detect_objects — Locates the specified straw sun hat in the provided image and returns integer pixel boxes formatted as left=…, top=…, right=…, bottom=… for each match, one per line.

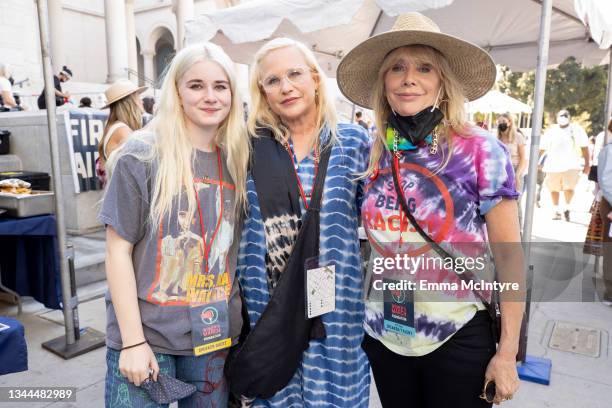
left=337, top=12, right=496, bottom=109
left=102, top=79, right=147, bottom=109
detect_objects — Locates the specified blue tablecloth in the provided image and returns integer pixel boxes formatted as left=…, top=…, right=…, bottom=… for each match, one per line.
left=0, top=215, right=61, bottom=309
left=0, top=317, right=28, bottom=375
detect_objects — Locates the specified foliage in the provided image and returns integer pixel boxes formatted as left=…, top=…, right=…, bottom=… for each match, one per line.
left=497, top=57, right=609, bottom=135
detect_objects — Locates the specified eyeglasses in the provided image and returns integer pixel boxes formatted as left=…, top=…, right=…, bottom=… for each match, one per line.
left=558, top=113, right=569, bottom=118
left=259, top=67, right=311, bottom=92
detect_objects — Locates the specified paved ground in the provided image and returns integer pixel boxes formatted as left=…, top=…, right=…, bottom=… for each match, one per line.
left=1, top=177, right=610, bottom=407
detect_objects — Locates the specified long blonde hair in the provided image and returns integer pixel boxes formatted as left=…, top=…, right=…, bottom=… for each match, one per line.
left=106, top=43, right=249, bottom=229
left=366, top=45, right=470, bottom=177
left=496, top=112, right=520, bottom=143
left=247, top=38, right=337, bottom=144
left=99, top=94, right=143, bottom=161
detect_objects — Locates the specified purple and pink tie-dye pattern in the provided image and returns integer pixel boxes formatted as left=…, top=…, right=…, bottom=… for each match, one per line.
left=362, top=126, right=518, bottom=356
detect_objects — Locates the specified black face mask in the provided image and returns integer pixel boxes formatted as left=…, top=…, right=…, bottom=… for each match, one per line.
left=497, top=123, right=508, bottom=132
left=387, top=106, right=444, bottom=146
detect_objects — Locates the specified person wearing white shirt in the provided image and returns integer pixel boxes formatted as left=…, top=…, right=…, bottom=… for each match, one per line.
left=0, top=63, right=18, bottom=109
left=539, top=109, right=590, bottom=221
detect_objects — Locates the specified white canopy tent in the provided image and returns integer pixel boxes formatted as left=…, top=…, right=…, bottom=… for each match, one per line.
left=467, top=90, right=533, bottom=129
left=186, top=0, right=454, bottom=77
left=467, top=90, right=532, bottom=114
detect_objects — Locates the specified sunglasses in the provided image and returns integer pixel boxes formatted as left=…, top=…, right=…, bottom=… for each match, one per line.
left=479, top=379, right=496, bottom=403
left=558, top=113, right=569, bottom=118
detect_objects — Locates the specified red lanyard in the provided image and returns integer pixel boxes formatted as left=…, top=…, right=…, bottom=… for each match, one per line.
left=193, top=147, right=224, bottom=274
left=283, top=140, right=320, bottom=210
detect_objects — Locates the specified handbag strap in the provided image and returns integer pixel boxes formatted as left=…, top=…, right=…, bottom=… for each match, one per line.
left=390, top=154, right=493, bottom=311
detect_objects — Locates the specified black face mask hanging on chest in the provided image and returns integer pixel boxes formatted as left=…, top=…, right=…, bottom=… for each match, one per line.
left=387, top=106, right=444, bottom=146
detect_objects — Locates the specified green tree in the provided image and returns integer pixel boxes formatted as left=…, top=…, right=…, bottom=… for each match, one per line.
left=498, top=57, right=608, bottom=135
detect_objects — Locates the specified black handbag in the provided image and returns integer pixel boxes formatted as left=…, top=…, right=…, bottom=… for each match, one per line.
left=224, top=136, right=332, bottom=399
left=390, top=156, right=502, bottom=343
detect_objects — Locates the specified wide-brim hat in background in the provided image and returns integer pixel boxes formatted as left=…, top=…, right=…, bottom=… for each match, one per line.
left=337, top=12, right=496, bottom=109
left=102, top=79, right=147, bottom=109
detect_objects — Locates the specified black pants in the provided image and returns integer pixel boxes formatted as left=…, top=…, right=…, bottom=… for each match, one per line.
left=363, top=311, right=496, bottom=408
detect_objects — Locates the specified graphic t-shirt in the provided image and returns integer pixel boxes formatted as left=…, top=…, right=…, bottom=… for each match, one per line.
left=98, top=136, right=242, bottom=355
left=361, top=126, right=518, bottom=356
left=540, top=123, right=588, bottom=172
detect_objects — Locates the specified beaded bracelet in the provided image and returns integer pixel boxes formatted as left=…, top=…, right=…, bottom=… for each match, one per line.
left=121, top=340, right=147, bottom=351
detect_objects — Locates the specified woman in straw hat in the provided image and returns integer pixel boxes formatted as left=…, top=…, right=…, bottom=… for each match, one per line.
left=99, top=43, right=249, bottom=407
left=95, top=79, right=146, bottom=186
left=337, top=12, right=524, bottom=407
left=230, top=37, right=370, bottom=407
left=99, top=80, right=147, bottom=162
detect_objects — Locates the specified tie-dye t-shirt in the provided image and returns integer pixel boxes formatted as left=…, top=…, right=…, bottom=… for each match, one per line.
left=361, top=126, right=518, bottom=357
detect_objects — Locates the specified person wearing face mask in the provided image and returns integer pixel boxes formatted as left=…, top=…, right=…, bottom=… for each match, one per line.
left=539, top=109, right=590, bottom=221
left=338, top=12, right=524, bottom=407
left=497, top=113, right=527, bottom=193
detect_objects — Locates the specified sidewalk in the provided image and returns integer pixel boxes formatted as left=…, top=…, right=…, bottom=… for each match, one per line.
left=1, top=181, right=610, bottom=407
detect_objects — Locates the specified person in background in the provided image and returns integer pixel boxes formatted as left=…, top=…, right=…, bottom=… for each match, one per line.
left=0, top=63, right=19, bottom=109
left=95, top=80, right=146, bottom=186
left=597, top=119, right=612, bottom=306
left=356, top=110, right=369, bottom=129
left=497, top=113, right=527, bottom=193
left=37, top=65, right=72, bottom=109
left=79, top=97, right=92, bottom=109
left=142, top=96, right=155, bottom=115
left=540, top=109, right=590, bottom=221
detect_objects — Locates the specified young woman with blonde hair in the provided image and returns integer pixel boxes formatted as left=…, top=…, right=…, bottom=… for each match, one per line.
left=228, top=37, right=370, bottom=407
left=99, top=42, right=249, bottom=407
left=338, top=12, right=525, bottom=408
left=96, top=80, right=146, bottom=185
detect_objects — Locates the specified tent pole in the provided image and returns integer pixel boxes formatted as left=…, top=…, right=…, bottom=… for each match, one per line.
left=36, top=0, right=75, bottom=344
left=604, top=47, right=612, bottom=145
left=523, top=0, right=552, bottom=253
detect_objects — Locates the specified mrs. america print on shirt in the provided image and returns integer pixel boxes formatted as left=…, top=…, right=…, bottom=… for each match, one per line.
left=148, top=177, right=235, bottom=306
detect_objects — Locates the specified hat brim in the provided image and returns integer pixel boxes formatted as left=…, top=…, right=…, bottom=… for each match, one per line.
left=102, top=86, right=148, bottom=109
left=337, top=30, right=496, bottom=109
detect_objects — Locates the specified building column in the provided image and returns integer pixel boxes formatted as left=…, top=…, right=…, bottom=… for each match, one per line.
left=104, top=0, right=129, bottom=83
left=142, top=50, right=155, bottom=85
left=48, top=0, right=64, bottom=74
left=125, top=0, right=138, bottom=83
left=173, top=0, right=195, bottom=50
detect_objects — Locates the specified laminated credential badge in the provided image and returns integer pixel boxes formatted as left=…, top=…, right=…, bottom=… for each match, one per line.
left=383, top=278, right=415, bottom=337
left=190, top=300, right=232, bottom=356
left=305, top=258, right=336, bottom=319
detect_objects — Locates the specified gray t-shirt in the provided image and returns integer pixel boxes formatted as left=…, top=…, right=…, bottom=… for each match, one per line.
left=98, top=137, right=243, bottom=355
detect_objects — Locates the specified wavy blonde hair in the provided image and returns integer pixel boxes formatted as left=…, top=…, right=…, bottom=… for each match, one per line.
left=99, top=94, right=143, bottom=161
left=106, top=43, right=249, bottom=229
left=366, top=45, right=470, bottom=177
left=247, top=37, right=337, bottom=144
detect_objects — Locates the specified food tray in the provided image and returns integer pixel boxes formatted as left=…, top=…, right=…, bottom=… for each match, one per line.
left=0, top=190, right=55, bottom=217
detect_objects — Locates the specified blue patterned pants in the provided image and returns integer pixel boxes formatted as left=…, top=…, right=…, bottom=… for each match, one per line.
left=105, top=347, right=228, bottom=408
